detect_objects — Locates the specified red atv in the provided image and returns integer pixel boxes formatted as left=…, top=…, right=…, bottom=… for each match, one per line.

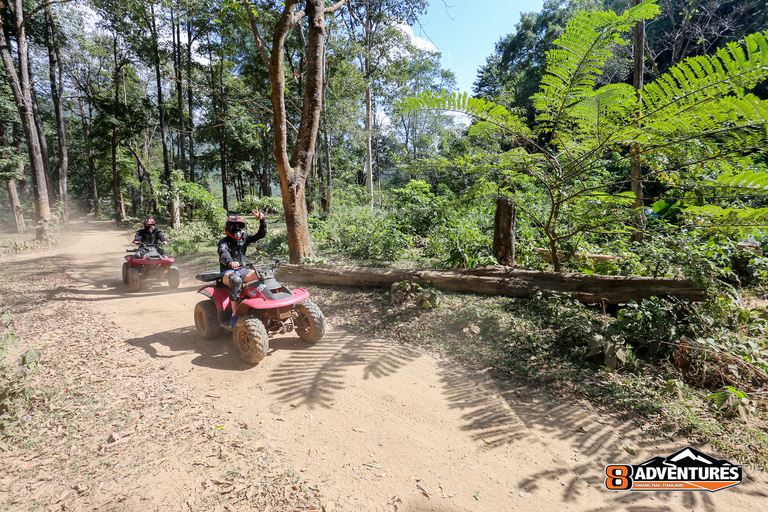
left=123, top=243, right=180, bottom=292
left=193, top=261, right=325, bottom=363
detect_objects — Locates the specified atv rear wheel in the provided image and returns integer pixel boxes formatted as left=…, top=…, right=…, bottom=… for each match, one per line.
left=128, top=267, right=141, bottom=292
left=122, top=262, right=129, bottom=284
left=294, top=300, right=325, bottom=343
left=233, top=318, right=269, bottom=363
left=194, top=300, right=224, bottom=340
left=168, top=266, right=180, bottom=289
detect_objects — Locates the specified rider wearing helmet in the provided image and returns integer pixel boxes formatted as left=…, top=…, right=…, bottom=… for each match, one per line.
left=133, top=218, right=169, bottom=258
left=218, top=209, right=267, bottom=326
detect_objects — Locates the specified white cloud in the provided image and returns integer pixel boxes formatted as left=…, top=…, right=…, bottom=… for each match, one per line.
left=397, top=23, right=439, bottom=53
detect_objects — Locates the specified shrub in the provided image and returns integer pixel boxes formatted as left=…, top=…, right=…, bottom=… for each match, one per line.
left=424, top=210, right=494, bottom=268
left=316, top=205, right=412, bottom=261
left=1, top=310, right=40, bottom=432
left=233, top=195, right=283, bottom=215
left=393, top=180, right=448, bottom=237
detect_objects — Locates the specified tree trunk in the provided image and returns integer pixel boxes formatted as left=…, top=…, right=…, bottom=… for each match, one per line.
left=45, top=6, right=68, bottom=222
left=172, top=5, right=186, bottom=178
left=275, top=264, right=706, bottom=305
left=186, top=18, right=196, bottom=183
left=244, top=0, right=345, bottom=262
left=492, top=195, right=516, bottom=266
left=149, top=3, right=177, bottom=229
left=150, top=4, right=170, bottom=184
left=212, top=37, right=229, bottom=213
left=79, top=96, right=99, bottom=216
left=30, top=86, right=56, bottom=208
left=631, top=0, right=646, bottom=243
left=1, top=122, right=24, bottom=233
left=12, top=123, right=29, bottom=200
left=321, top=73, right=332, bottom=213
left=126, top=142, right=158, bottom=212
left=111, top=36, right=123, bottom=223
left=6, top=179, right=25, bottom=234
left=0, top=1, right=51, bottom=238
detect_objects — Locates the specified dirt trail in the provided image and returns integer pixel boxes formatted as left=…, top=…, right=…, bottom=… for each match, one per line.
left=20, top=223, right=768, bottom=511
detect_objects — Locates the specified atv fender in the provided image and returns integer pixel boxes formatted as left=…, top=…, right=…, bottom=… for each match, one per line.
left=239, top=287, right=310, bottom=310
left=198, top=286, right=230, bottom=312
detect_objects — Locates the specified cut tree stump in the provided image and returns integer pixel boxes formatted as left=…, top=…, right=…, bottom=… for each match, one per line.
left=275, top=264, right=706, bottom=305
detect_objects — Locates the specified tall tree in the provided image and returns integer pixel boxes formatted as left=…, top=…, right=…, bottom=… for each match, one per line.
left=44, top=5, right=69, bottom=221
left=242, top=0, right=346, bottom=263
left=1, top=83, right=24, bottom=233
left=0, top=0, right=52, bottom=238
left=343, top=0, right=425, bottom=200
left=630, top=0, right=646, bottom=241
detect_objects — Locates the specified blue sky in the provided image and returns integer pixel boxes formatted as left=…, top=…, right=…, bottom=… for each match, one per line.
left=409, top=0, right=544, bottom=94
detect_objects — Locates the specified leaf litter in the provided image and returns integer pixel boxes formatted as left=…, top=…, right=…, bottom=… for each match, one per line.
left=0, top=247, right=322, bottom=511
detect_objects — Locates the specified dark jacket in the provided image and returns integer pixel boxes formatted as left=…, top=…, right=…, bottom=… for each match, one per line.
left=133, top=228, right=167, bottom=245
left=217, top=218, right=267, bottom=272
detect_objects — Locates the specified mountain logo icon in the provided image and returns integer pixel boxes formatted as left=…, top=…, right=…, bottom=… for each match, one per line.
left=605, top=446, right=742, bottom=492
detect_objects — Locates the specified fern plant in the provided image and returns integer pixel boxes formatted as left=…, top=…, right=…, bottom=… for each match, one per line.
left=398, top=0, right=768, bottom=271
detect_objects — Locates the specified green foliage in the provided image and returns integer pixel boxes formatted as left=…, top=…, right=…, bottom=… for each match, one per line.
left=1, top=310, right=38, bottom=431
left=232, top=195, right=283, bottom=215
left=706, top=386, right=751, bottom=420
left=424, top=210, right=496, bottom=268
left=399, top=1, right=768, bottom=272
left=392, top=180, right=448, bottom=236
left=172, top=176, right=227, bottom=236
left=260, top=231, right=289, bottom=257
left=315, top=204, right=412, bottom=261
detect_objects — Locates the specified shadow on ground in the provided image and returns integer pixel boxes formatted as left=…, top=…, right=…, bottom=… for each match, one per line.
left=436, top=363, right=768, bottom=510
left=268, top=330, right=421, bottom=410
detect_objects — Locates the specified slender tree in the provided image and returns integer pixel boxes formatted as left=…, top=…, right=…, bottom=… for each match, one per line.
left=242, top=0, right=346, bottom=262
left=0, top=0, right=52, bottom=238
left=44, top=5, right=69, bottom=221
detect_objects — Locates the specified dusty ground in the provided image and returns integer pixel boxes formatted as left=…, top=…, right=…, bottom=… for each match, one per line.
left=1, top=221, right=767, bottom=511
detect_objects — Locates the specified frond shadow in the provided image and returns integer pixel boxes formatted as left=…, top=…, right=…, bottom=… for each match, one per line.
left=269, top=330, right=421, bottom=409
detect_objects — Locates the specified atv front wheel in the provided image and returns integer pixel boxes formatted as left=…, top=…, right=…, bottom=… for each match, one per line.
left=294, top=300, right=325, bottom=343
left=122, top=262, right=129, bottom=284
left=233, top=318, right=269, bottom=363
left=128, top=267, right=141, bottom=292
left=168, top=266, right=180, bottom=289
left=194, top=300, right=224, bottom=340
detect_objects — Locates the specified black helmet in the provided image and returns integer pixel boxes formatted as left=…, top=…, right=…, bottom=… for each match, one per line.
left=225, top=216, right=246, bottom=240
left=143, top=217, right=156, bottom=232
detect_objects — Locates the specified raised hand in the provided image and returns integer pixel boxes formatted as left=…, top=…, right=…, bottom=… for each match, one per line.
left=251, top=207, right=264, bottom=220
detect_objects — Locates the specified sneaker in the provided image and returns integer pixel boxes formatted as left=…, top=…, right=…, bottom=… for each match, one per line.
left=228, top=315, right=238, bottom=327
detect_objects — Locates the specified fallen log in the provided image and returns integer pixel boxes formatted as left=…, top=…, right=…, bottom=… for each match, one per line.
left=275, top=264, right=706, bottom=305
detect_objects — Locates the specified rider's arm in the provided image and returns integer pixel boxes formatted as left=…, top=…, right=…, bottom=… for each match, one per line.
left=155, top=230, right=168, bottom=244
left=218, top=240, right=235, bottom=267
left=245, top=217, right=267, bottom=244
left=133, top=230, right=143, bottom=243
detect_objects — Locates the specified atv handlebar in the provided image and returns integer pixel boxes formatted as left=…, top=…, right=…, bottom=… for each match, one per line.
left=127, top=243, right=159, bottom=252
left=246, top=258, right=285, bottom=274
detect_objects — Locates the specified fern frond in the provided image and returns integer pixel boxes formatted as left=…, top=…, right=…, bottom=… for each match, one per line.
left=683, top=204, right=768, bottom=226
left=533, top=0, right=659, bottom=135
left=397, top=91, right=530, bottom=136
left=717, top=171, right=768, bottom=191
left=642, top=94, right=768, bottom=151
left=567, top=83, right=638, bottom=139
left=642, top=31, right=768, bottom=119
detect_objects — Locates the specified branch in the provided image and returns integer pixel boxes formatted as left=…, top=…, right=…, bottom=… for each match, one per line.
left=324, top=0, right=347, bottom=15
left=17, top=0, right=74, bottom=32
left=241, top=1, right=270, bottom=67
